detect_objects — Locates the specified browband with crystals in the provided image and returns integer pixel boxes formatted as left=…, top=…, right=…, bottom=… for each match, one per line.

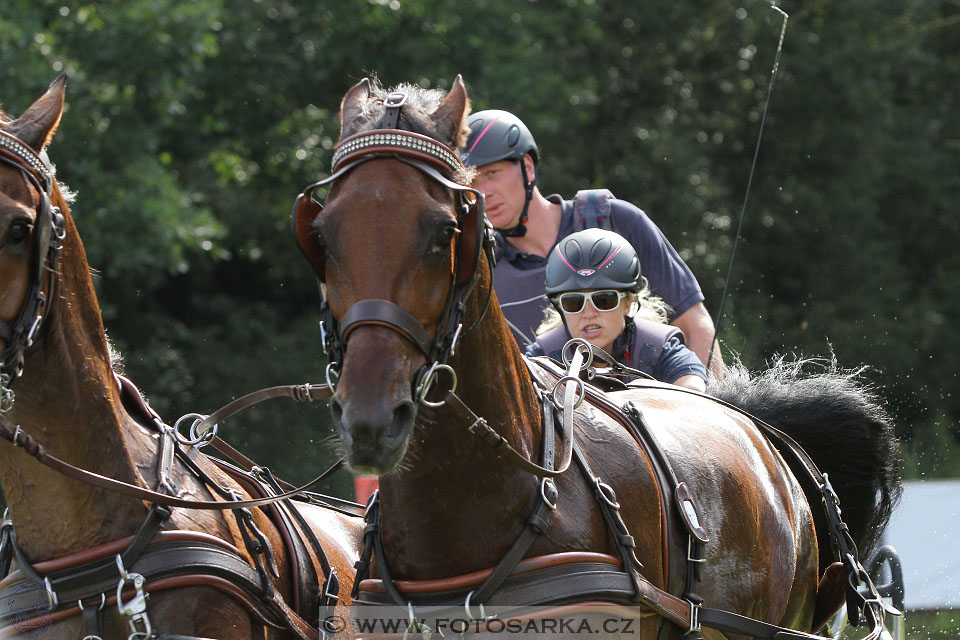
left=0, top=130, right=53, bottom=192
left=331, top=129, right=464, bottom=176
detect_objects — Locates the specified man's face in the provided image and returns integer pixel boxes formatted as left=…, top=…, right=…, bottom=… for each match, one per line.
left=473, top=157, right=531, bottom=230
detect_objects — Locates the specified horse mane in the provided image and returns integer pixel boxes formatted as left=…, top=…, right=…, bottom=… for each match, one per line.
left=708, top=355, right=903, bottom=571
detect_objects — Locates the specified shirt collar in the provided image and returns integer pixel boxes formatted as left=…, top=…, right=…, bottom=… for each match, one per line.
left=498, top=193, right=574, bottom=262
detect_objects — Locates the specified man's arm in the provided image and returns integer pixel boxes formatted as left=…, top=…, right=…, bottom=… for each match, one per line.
left=671, top=302, right=724, bottom=379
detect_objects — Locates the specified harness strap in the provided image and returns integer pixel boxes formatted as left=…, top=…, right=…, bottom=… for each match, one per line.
left=257, top=467, right=340, bottom=628
left=340, top=299, right=432, bottom=357
left=80, top=598, right=103, bottom=639
left=442, top=391, right=572, bottom=477
left=0, top=411, right=342, bottom=511
left=0, top=537, right=282, bottom=629
left=184, top=381, right=332, bottom=453
left=468, top=401, right=558, bottom=605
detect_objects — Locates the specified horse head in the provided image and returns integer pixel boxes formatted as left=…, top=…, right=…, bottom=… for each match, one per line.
left=0, top=75, right=67, bottom=399
left=293, top=77, right=482, bottom=474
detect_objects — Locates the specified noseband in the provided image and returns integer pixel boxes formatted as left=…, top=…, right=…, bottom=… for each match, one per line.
left=292, top=93, right=495, bottom=403
left=0, top=130, right=65, bottom=411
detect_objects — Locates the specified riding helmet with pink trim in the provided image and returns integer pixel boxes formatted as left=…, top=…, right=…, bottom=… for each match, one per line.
left=461, top=110, right=538, bottom=167
left=545, top=228, right=642, bottom=295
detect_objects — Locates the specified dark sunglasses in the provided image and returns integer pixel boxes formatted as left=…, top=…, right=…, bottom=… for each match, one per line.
left=556, top=290, right=627, bottom=314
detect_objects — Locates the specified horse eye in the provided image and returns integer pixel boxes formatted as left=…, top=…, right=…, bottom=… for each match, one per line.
left=6, top=220, right=31, bottom=244
left=436, top=225, right=459, bottom=248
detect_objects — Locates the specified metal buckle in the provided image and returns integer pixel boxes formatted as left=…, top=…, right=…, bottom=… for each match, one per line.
left=448, top=322, right=463, bottom=357
left=25, top=314, right=43, bottom=348
left=467, top=416, right=486, bottom=434
left=687, top=600, right=702, bottom=634
left=464, top=590, right=496, bottom=623
left=43, top=576, right=58, bottom=610
left=385, top=92, right=408, bottom=108
left=594, top=478, right=620, bottom=509
left=318, top=319, right=329, bottom=355
left=540, top=477, right=559, bottom=510
left=403, top=601, right=433, bottom=640
left=687, top=536, right=707, bottom=564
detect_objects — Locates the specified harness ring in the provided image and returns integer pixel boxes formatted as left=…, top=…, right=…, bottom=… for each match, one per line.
left=173, top=413, right=216, bottom=447
left=325, top=362, right=340, bottom=392
left=561, top=338, right=594, bottom=371
left=551, top=375, right=586, bottom=411
left=416, top=362, right=457, bottom=408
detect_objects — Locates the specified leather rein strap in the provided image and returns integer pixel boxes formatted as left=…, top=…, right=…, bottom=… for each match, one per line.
left=0, top=385, right=345, bottom=511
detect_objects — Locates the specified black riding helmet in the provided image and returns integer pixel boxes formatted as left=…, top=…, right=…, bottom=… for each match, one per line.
left=461, top=110, right=538, bottom=237
left=545, top=229, right=642, bottom=296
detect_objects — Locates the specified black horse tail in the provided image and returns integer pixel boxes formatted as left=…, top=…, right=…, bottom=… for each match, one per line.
left=707, top=356, right=903, bottom=573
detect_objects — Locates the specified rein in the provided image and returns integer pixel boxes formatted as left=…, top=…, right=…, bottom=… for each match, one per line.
left=0, top=382, right=351, bottom=512
left=0, top=129, right=65, bottom=412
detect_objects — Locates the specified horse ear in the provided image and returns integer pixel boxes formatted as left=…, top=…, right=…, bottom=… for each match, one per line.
left=6, top=74, right=67, bottom=153
left=430, top=75, right=470, bottom=148
left=338, top=77, right=372, bottom=141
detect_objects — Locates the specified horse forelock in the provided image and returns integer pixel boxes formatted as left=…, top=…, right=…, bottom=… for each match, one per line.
left=349, top=79, right=446, bottom=137
left=341, top=79, right=475, bottom=183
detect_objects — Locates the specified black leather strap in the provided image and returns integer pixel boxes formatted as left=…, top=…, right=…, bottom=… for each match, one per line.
left=381, top=92, right=407, bottom=129
left=340, top=299, right=432, bottom=357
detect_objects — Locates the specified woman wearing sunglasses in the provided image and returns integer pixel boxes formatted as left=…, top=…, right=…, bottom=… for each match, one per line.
left=526, top=228, right=707, bottom=392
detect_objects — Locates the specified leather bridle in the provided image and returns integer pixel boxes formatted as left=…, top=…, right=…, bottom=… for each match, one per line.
left=0, top=129, right=66, bottom=411
left=291, top=92, right=496, bottom=404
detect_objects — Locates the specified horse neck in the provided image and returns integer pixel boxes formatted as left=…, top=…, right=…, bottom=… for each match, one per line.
left=0, top=207, right=151, bottom=559
left=377, top=265, right=546, bottom=576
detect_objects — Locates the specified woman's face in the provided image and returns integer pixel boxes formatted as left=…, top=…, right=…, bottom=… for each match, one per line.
left=560, top=290, right=631, bottom=353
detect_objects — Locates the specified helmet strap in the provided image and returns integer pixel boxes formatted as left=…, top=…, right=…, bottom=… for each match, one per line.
left=498, top=159, right=535, bottom=238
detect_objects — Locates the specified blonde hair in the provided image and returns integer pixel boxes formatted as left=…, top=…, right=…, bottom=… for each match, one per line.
left=535, top=283, right=672, bottom=336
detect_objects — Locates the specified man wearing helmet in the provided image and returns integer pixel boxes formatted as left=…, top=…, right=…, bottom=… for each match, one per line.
left=527, top=229, right=706, bottom=392
left=461, top=109, right=722, bottom=377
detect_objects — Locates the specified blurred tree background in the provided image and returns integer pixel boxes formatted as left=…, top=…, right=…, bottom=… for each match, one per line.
left=1, top=0, right=957, bottom=498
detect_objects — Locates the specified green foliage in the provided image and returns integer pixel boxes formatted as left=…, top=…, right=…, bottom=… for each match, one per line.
left=1, top=0, right=957, bottom=491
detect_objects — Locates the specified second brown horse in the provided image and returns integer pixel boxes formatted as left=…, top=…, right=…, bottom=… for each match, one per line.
left=293, top=77, right=901, bottom=639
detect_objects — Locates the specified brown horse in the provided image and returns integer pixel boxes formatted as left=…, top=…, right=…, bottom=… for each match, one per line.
left=292, top=77, right=902, bottom=639
left=0, top=76, right=361, bottom=639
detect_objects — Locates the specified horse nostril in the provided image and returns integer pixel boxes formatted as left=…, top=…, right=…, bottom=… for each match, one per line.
left=385, top=400, right=416, bottom=443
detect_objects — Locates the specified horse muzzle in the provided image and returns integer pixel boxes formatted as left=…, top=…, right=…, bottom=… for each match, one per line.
left=328, top=327, right=421, bottom=474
